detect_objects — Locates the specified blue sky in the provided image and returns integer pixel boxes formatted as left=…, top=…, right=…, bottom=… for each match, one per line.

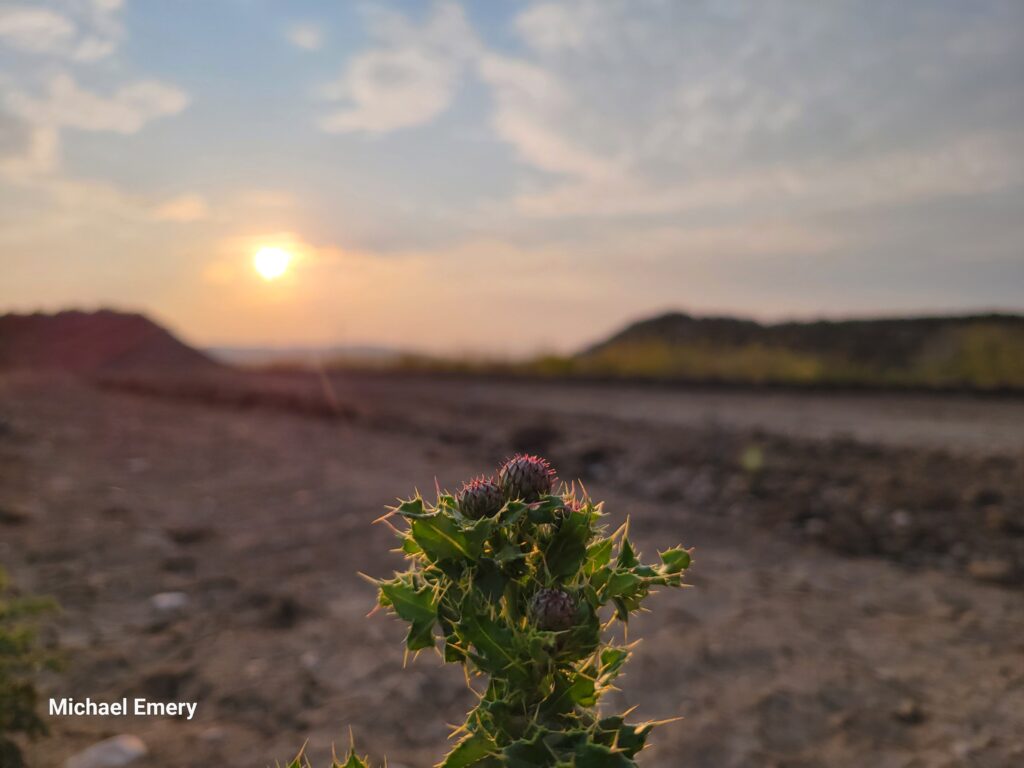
left=1, top=0, right=1022, bottom=353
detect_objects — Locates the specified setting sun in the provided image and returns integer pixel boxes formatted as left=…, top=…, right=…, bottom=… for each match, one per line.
left=253, top=246, right=291, bottom=281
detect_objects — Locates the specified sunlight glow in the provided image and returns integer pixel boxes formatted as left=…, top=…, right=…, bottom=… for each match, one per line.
left=253, top=246, right=292, bottom=281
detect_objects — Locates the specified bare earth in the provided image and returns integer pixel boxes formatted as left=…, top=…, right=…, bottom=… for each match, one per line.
left=1, top=372, right=1023, bottom=768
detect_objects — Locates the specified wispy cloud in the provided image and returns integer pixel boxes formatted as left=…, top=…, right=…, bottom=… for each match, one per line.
left=0, top=0, right=186, bottom=182
left=154, top=194, right=209, bottom=223
left=0, top=7, right=75, bottom=56
left=286, top=22, right=324, bottom=52
left=478, top=54, right=618, bottom=181
left=319, top=2, right=477, bottom=134
left=8, top=73, right=188, bottom=135
left=486, top=0, right=1024, bottom=219
left=0, top=1, right=123, bottom=61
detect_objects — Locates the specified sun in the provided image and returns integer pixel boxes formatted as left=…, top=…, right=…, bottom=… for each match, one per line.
left=253, top=246, right=292, bottom=281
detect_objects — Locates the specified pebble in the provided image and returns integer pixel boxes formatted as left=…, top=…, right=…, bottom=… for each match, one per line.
left=199, top=726, right=226, bottom=743
left=150, top=591, right=189, bottom=612
left=65, top=735, right=147, bottom=768
left=966, top=559, right=1012, bottom=583
left=893, top=698, right=925, bottom=725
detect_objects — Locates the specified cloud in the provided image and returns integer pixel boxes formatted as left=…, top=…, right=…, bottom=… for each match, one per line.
left=0, top=110, right=33, bottom=159
left=478, top=54, right=618, bottom=181
left=8, top=73, right=189, bottom=134
left=153, top=194, right=209, bottom=223
left=514, top=2, right=597, bottom=53
left=0, top=1, right=123, bottom=61
left=286, top=22, right=324, bottom=51
left=0, top=1, right=187, bottom=185
left=0, top=121, right=59, bottom=177
left=488, top=0, right=1024, bottom=218
left=0, top=7, right=75, bottom=55
left=515, top=134, right=1024, bottom=219
left=319, top=2, right=477, bottom=134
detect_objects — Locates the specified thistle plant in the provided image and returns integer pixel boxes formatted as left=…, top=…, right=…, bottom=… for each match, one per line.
left=342, top=453, right=691, bottom=768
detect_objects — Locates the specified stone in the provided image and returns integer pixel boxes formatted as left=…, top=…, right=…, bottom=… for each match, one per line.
left=966, top=559, right=1013, bottom=583
left=150, top=591, right=189, bottom=612
left=0, top=505, right=31, bottom=525
left=893, top=698, right=925, bottom=725
left=65, top=735, right=147, bottom=768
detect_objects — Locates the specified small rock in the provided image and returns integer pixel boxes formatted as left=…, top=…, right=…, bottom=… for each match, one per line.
left=971, top=487, right=1003, bottom=507
left=804, top=518, right=827, bottom=538
left=510, top=424, right=561, bottom=455
left=264, top=594, right=303, bottom=629
left=966, top=559, right=1013, bottom=583
left=0, top=505, right=31, bottom=525
left=66, top=735, right=147, bottom=768
left=140, top=664, right=191, bottom=699
left=893, top=698, right=926, bottom=725
left=983, top=507, right=1007, bottom=532
left=150, top=591, right=189, bottom=612
left=199, top=726, right=226, bottom=743
left=890, top=509, right=913, bottom=529
left=164, top=525, right=213, bottom=545
left=59, top=627, right=94, bottom=651
left=162, top=555, right=196, bottom=574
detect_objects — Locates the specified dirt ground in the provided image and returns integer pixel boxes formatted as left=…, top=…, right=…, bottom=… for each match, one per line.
left=2, top=372, right=1023, bottom=768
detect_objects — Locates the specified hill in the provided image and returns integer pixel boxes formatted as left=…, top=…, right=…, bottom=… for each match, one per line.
left=0, top=310, right=218, bottom=374
left=576, top=312, right=1024, bottom=390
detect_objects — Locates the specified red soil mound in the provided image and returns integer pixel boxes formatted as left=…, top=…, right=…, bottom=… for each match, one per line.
left=0, top=309, right=218, bottom=374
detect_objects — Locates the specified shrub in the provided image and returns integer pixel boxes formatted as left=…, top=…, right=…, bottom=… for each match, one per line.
left=292, top=454, right=692, bottom=767
left=0, top=566, right=58, bottom=768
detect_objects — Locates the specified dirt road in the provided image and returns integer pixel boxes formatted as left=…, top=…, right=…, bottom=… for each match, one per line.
left=327, top=373, right=1024, bottom=454
left=2, top=373, right=1022, bottom=767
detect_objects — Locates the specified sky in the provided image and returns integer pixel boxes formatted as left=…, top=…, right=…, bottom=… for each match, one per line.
left=1, top=0, right=1022, bottom=354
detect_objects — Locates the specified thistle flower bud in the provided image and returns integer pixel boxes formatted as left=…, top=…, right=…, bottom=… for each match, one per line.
left=530, top=588, right=576, bottom=632
left=498, top=454, right=555, bottom=502
left=457, top=476, right=504, bottom=518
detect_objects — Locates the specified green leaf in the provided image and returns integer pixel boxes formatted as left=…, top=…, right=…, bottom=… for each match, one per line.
left=598, top=647, right=629, bottom=684
left=411, top=514, right=484, bottom=562
left=401, top=537, right=423, bottom=555
left=473, top=559, right=508, bottom=605
left=584, top=538, right=614, bottom=574
left=395, top=496, right=431, bottom=518
left=616, top=539, right=639, bottom=568
left=503, top=733, right=556, bottom=768
left=601, top=571, right=642, bottom=600
left=545, top=509, right=591, bottom=579
left=659, top=547, right=691, bottom=574
left=379, top=580, right=438, bottom=651
left=493, top=541, right=526, bottom=566
left=569, top=672, right=597, bottom=707
left=498, top=500, right=529, bottom=526
left=339, top=749, right=371, bottom=768
left=572, top=741, right=633, bottom=768
left=595, top=718, right=653, bottom=758
left=439, top=732, right=498, bottom=768
left=379, top=581, right=436, bottom=624
left=538, top=674, right=580, bottom=718
left=459, top=613, right=518, bottom=676
left=405, top=619, right=436, bottom=651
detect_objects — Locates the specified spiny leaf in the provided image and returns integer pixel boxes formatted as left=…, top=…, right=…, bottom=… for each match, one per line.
left=658, top=547, right=691, bottom=574
left=410, top=514, right=485, bottom=562
left=545, top=509, right=591, bottom=579
left=379, top=581, right=437, bottom=624
left=438, top=731, right=498, bottom=768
